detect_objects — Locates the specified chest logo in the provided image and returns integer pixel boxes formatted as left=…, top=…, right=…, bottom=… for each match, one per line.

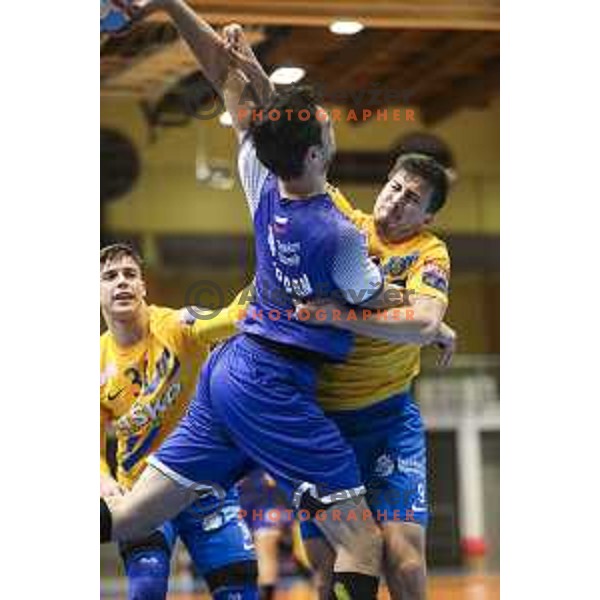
left=382, top=252, right=420, bottom=278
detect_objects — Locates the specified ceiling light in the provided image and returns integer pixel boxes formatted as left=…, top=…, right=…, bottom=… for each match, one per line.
left=269, top=67, right=306, bottom=85
left=219, top=111, right=233, bottom=127
left=329, top=20, right=364, bottom=35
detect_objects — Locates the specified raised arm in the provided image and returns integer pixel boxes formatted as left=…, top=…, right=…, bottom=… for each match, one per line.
left=129, top=1, right=274, bottom=134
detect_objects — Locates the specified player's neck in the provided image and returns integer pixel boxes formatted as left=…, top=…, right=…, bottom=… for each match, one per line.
left=375, top=222, right=423, bottom=245
left=278, top=173, right=326, bottom=200
left=107, top=305, right=149, bottom=348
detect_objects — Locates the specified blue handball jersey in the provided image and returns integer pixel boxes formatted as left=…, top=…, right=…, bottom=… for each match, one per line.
left=237, top=138, right=383, bottom=362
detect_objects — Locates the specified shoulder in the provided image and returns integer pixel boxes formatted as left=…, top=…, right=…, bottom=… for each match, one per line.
left=100, top=330, right=110, bottom=348
left=314, top=203, right=364, bottom=254
left=415, top=230, right=450, bottom=264
left=148, top=305, right=179, bottom=328
left=325, top=183, right=370, bottom=230
left=100, top=331, right=112, bottom=362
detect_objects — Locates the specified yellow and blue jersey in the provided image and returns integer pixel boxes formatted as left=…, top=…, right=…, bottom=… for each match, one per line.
left=316, top=185, right=451, bottom=411
left=100, top=303, right=238, bottom=489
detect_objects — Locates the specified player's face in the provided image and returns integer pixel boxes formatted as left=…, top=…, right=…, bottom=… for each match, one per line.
left=373, top=168, right=434, bottom=241
left=100, top=256, right=146, bottom=320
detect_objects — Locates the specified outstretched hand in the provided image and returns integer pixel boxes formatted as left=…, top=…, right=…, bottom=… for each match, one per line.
left=433, top=322, right=457, bottom=367
left=221, top=23, right=274, bottom=102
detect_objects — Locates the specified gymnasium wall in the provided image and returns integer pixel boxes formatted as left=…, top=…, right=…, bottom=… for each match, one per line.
left=101, top=96, right=499, bottom=353
left=101, top=97, right=499, bottom=234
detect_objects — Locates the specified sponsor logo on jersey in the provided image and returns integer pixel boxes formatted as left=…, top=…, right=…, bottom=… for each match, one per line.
left=421, top=260, right=449, bottom=293
left=116, top=381, right=182, bottom=435
left=382, top=252, right=420, bottom=278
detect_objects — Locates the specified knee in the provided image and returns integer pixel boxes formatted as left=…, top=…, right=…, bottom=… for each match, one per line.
left=121, top=534, right=171, bottom=600
left=398, top=557, right=425, bottom=581
left=385, top=548, right=425, bottom=587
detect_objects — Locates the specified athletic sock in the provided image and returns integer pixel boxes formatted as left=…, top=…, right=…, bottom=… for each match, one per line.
left=330, top=572, right=378, bottom=600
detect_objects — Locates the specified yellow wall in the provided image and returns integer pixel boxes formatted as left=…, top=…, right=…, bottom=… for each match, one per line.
left=101, top=96, right=499, bottom=354
left=101, top=97, right=499, bottom=235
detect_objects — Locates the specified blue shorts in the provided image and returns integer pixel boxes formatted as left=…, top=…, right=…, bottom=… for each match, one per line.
left=120, top=487, right=256, bottom=576
left=301, top=392, right=428, bottom=540
left=150, top=334, right=364, bottom=505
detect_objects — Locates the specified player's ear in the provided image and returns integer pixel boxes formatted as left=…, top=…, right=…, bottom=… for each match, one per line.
left=306, top=145, right=321, bottom=163
left=423, top=213, right=434, bottom=226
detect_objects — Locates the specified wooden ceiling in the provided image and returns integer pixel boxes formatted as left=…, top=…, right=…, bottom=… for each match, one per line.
left=101, top=0, right=499, bottom=124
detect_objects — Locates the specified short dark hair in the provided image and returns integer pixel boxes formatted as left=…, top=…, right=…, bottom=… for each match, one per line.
left=394, top=132, right=456, bottom=171
left=391, top=156, right=449, bottom=215
left=248, top=85, right=324, bottom=181
left=389, top=133, right=457, bottom=215
left=100, top=243, right=143, bottom=271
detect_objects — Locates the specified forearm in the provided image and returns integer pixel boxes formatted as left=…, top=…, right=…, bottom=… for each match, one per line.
left=234, top=44, right=274, bottom=107
left=162, top=0, right=229, bottom=91
left=313, top=303, right=441, bottom=345
left=358, top=281, right=410, bottom=310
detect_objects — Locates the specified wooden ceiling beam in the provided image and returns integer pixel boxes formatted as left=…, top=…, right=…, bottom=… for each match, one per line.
left=148, top=0, right=500, bottom=31
left=101, top=30, right=264, bottom=99
left=399, top=32, right=498, bottom=101
left=420, top=61, right=499, bottom=124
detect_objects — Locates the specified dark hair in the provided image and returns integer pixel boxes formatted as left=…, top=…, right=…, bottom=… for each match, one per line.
left=100, top=243, right=143, bottom=271
left=389, top=133, right=456, bottom=214
left=392, top=156, right=449, bottom=215
left=248, top=85, right=324, bottom=181
left=394, top=132, right=456, bottom=171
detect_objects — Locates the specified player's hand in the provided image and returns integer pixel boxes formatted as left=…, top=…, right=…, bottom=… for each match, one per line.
left=101, top=473, right=124, bottom=498
left=222, top=24, right=270, bottom=87
left=433, top=322, right=456, bottom=367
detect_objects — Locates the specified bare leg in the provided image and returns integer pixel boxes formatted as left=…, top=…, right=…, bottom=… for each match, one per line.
left=105, top=464, right=198, bottom=542
left=302, top=536, right=335, bottom=600
left=254, top=527, right=282, bottom=587
left=316, top=497, right=383, bottom=577
left=381, top=521, right=427, bottom=600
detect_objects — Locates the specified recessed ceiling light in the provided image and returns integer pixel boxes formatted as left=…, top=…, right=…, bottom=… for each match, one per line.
left=269, top=67, right=306, bottom=85
left=219, top=111, right=233, bottom=127
left=329, top=20, right=364, bottom=35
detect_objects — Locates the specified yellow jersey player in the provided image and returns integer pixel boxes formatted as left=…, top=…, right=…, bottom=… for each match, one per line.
left=299, top=137, right=456, bottom=600
left=100, top=243, right=259, bottom=600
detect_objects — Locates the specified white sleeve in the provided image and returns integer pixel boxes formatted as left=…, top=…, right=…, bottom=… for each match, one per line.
left=331, top=224, right=383, bottom=305
left=237, top=136, right=270, bottom=216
